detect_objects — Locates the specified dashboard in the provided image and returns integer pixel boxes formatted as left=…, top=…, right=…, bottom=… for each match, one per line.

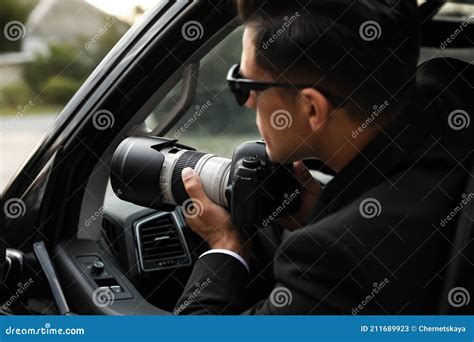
left=101, top=188, right=207, bottom=311
left=99, top=169, right=332, bottom=312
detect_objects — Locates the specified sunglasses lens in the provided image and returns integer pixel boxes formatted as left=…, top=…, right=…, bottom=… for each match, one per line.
left=228, top=65, right=251, bottom=106
left=230, top=84, right=249, bottom=106
left=238, top=88, right=250, bottom=106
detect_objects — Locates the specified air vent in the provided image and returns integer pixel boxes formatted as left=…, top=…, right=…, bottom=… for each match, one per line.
left=135, top=212, right=191, bottom=271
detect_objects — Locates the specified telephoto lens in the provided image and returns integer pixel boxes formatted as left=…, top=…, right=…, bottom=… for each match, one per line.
left=111, top=136, right=302, bottom=227
left=111, top=136, right=231, bottom=209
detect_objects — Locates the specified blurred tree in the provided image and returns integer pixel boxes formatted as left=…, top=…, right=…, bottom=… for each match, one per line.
left=24, top=43, right=90, bottom=96
left=81, top=15, right=130, bottom=65
left=0, top=0, right=37, bottom=52
left=23, top=15, right=129, bottom=105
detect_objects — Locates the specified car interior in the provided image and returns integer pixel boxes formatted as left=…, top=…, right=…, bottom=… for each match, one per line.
left=1, top=0, right=473, bottom=315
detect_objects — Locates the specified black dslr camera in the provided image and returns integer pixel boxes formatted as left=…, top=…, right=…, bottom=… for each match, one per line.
left=110, top=137, right=301, bottom=228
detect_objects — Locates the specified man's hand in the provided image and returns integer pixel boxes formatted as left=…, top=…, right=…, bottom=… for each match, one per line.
left=278, top=161, right=321, bottom=231
left=181, top=167, right=251, bottom=262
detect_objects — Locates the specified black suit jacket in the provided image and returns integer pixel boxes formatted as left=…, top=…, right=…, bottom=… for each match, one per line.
left=175, top=58, right=474, bottom=315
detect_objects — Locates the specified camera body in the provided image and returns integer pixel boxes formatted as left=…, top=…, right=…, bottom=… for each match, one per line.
left=228, top=141, right=301, bottom=227
left=111, top=136, right=301, bottom=228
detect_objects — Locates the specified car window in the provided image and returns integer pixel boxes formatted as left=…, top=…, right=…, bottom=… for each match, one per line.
left=0, top=1, right=150, bottom=192
left=150, top=2, right=474, bottom=158
left=146, top=27, right=260, bottom=158
left=419, top=0, right=474, bottom=64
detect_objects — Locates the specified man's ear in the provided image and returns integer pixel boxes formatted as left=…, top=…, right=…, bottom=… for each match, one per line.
left=299, top=88, right=331, bottom=132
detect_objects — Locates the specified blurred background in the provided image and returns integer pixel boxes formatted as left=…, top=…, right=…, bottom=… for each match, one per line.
left=0, top=0, right=155, bottom=191
left=0, top=0, right=253, bottom=193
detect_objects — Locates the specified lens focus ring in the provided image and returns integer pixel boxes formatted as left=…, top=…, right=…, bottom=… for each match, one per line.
left=171, top=151, right=206, bottom=204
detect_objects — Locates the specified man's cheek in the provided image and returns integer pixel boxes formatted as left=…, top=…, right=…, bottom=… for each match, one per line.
left=255, top=111, right=267, bottom=138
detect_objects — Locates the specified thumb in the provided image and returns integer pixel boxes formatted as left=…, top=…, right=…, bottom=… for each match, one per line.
left=181, top=168, right=209, bottom=202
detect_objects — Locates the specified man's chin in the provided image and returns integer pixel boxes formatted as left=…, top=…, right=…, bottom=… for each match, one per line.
left=266, top=148, right=292, bottom=164
left=265, top=147, right=278, bottom=162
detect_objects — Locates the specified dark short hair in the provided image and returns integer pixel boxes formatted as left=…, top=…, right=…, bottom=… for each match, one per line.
left=235, top=0, right=420, bottom=116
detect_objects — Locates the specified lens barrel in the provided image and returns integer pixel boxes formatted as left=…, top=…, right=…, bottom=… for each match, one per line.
left=111, top=137, right=231, bottom=209
left=171, top=150, right=207, bottom=204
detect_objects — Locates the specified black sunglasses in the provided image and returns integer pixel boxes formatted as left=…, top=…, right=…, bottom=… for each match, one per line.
left=226, top=64, right=347, bottom=107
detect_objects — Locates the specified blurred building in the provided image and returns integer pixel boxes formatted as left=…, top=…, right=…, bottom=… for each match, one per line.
left=0, top=0, right=129, bottom=87
left=24, top=0, right=129, bottom=55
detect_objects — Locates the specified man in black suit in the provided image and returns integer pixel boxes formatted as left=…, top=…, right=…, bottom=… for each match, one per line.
left=174, top=0, right=474, bottom=314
